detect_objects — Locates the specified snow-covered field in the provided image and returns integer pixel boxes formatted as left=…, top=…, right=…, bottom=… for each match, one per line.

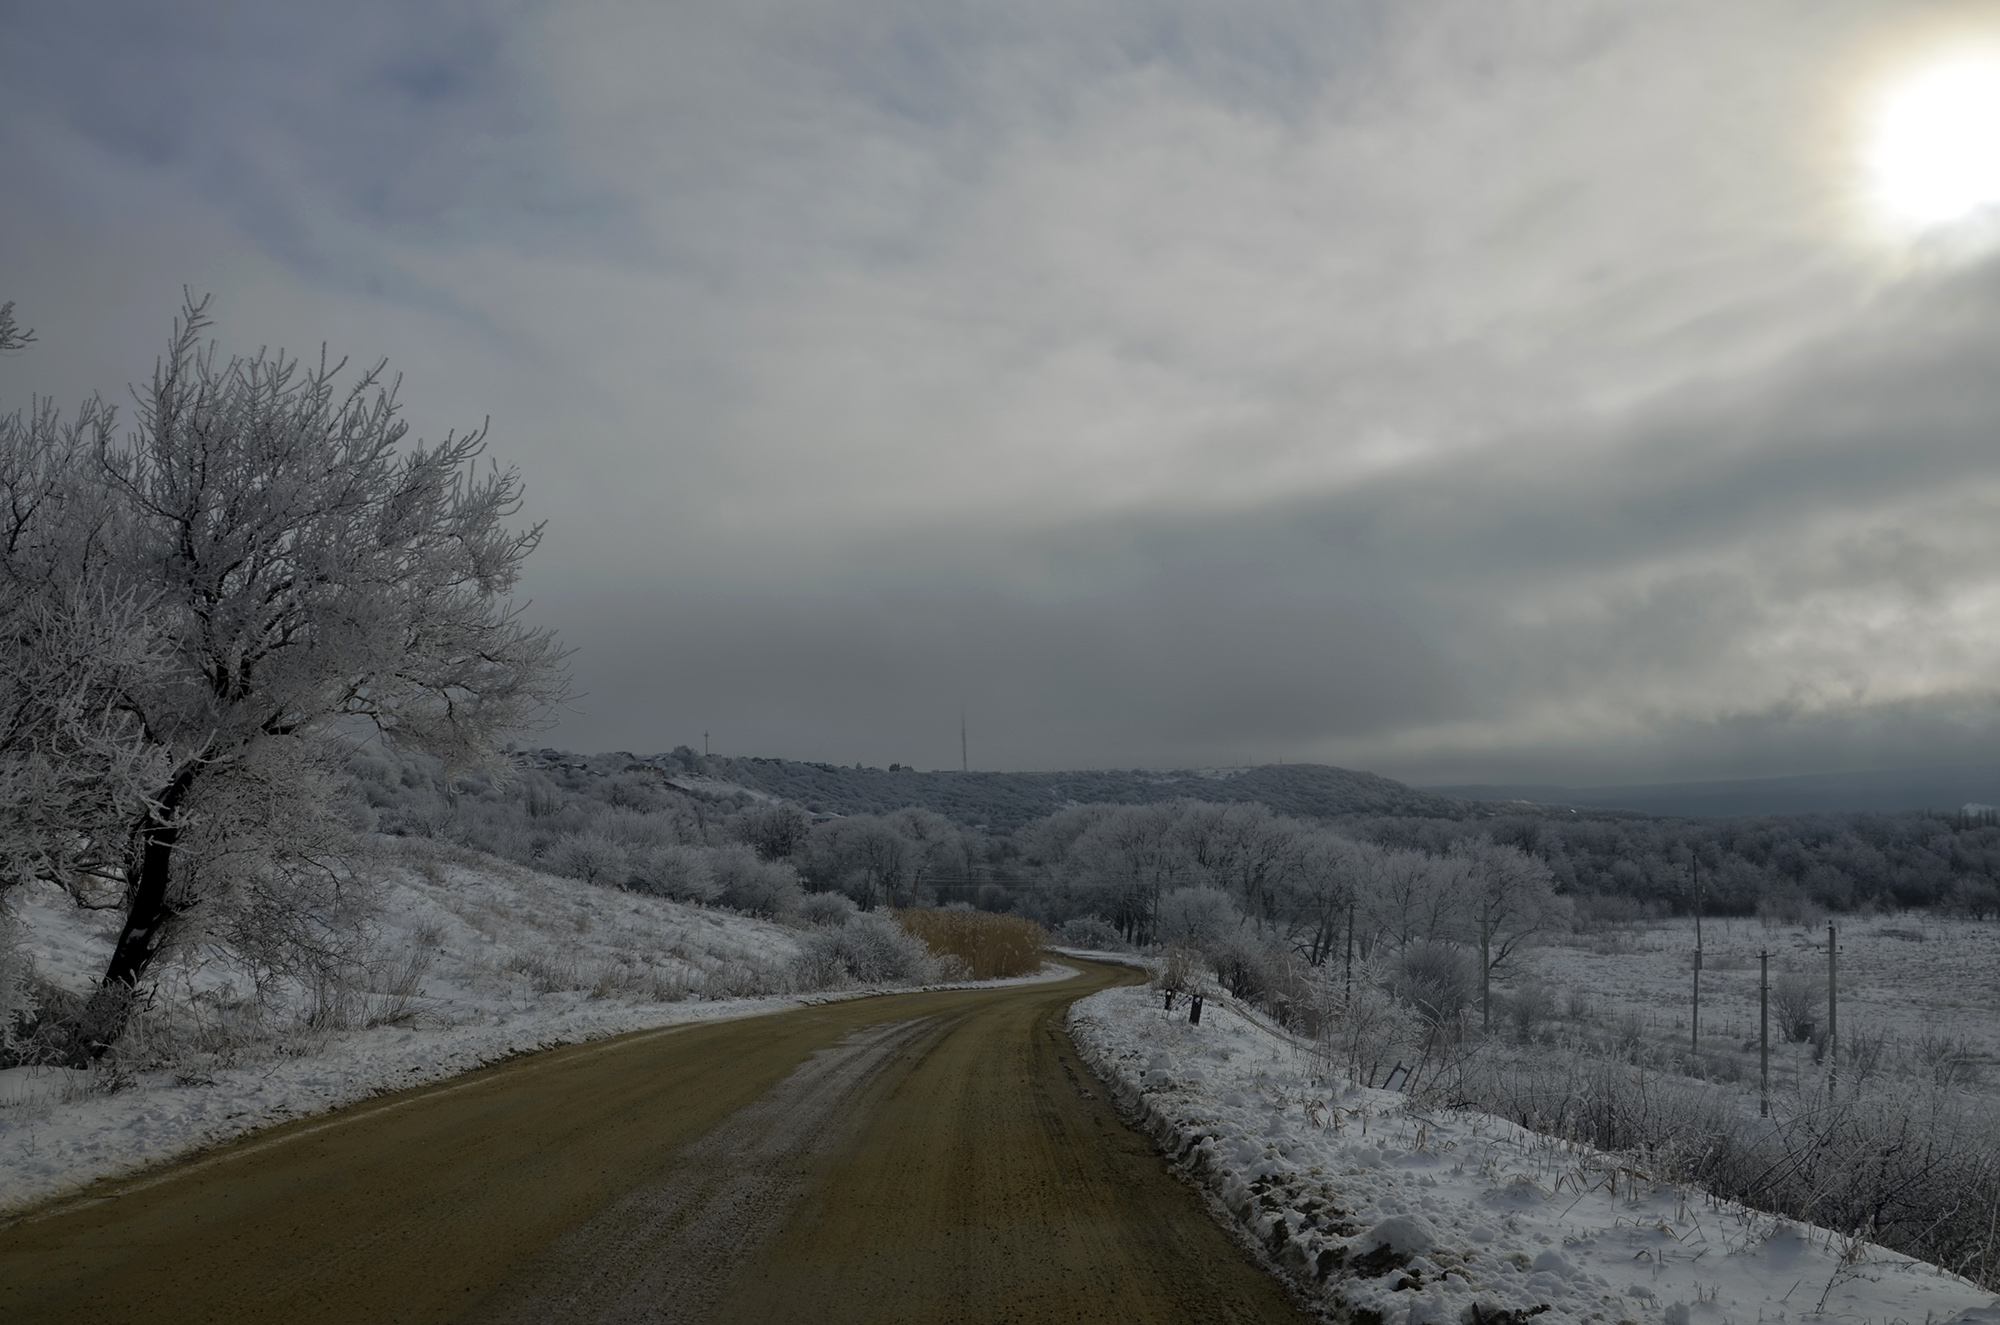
left=1520, top=914, right=2000, bottom=1089
left=0, top=839, right=1064, bottom=1216
left=1069, top=983, right=1999, bottom=1325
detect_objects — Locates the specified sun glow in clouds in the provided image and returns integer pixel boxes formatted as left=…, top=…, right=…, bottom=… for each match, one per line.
left=1868, top=54, right=2000, bottom=226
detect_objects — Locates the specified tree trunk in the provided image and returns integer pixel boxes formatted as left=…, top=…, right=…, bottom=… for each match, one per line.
left=78, top=765, right=200, bottom=1059
left=1480, top=902, right=1492, bottom=1035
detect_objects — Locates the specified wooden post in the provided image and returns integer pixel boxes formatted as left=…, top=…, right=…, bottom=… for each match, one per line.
left=1827, top=921, right=1838, bottom=1093
left=1759, top=949, right=1770, bottom=1118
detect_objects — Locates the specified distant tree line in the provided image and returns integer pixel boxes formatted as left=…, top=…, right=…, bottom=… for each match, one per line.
left=1346, top=810, right=2000, bottom=920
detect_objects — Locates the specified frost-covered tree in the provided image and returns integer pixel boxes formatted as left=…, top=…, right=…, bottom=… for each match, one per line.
left=1447, top=838, right=1567, bottom=1031
left=1270, top=831, right=1365, bottom=968
left=884, top=806, right=968, bottom=905
left=0, top=312, right=173, bottom=1029
left=4, top=295, right=566, bottom=1056
left=1154, top=886, right=1241, bottom=946
left=0, top=395, right=167, bottom=895
left=805, top=815, right=910, bottom=910
left=1356, top=845, right=1460, bottom=952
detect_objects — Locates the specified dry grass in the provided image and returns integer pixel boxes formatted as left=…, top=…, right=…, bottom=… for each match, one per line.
left=892, top=908, right=1046, bottom=980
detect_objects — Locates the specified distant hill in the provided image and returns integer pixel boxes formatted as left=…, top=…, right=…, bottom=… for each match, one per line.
left=686, top=757, right=1476, bottom=834
left=1429, top=763, right=2000, bottom=819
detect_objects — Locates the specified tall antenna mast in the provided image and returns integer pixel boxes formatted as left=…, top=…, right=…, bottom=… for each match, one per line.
left=961, top=710, right=968, bottom=773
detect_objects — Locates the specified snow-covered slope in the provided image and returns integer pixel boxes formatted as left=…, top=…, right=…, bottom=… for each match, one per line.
left=1069, top=984, right=1998, bottom=1325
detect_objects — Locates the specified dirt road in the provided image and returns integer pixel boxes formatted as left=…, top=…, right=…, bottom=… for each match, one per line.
left=2, top=959, right=1309, bottom=1324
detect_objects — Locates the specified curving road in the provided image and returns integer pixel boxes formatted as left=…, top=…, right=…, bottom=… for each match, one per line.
left=1, top=959, right=1309, bottom=1324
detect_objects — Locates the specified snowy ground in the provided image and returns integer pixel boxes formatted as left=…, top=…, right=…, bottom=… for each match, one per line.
left=1, top=840, right=1067, bottom=1216
left=1069, top=983, right=1999, bottom=1325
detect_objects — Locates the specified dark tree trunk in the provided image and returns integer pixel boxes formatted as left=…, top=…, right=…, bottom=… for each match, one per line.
left=76, top=765, right=201, bottom=1060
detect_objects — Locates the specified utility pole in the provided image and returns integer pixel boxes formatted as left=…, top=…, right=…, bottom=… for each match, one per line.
left=1827, top=921, right=1839, bottom=1093
left=1758, top=949, right=1771, bottom=1117
left=1691, top=854, right=1703, bottom=1055
left=960, top=710, right=968, bottom=774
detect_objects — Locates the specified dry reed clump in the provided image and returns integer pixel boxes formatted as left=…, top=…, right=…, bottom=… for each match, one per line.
left=892, top=908, right=1047, bottom=980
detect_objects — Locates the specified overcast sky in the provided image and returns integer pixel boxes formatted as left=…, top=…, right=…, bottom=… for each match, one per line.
left=8, top=1, right=2000, bottom=784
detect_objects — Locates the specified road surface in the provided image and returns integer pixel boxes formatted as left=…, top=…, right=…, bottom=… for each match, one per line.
left=1, top=958, right=1309, bottom=1324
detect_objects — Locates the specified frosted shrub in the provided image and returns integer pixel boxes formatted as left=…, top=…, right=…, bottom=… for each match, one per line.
left=596, top=807, right=680, bottom=851
left=793, top=912, right=939, bottom=987
left=545, top=831, right=631, bottom=887
left=1392, top=942, right=1476, bottom=1028
left=1156, top=941, right=1202, bottom=994
left=628, top=843, right=719, bottom=903
left=710, top=844, right=803, bottom=918
left=1508, top=978, right=1556, bottom=1042
left=1770, top=970, right=1819, bottom=1042
left=1317, top=975, right=1421, bottom=1089
left=1912, top=1031, right=1983, bottom=1087
left=1207, top=933, right=1311, bottom=1024
left=797, top=891, right=858, bottom=926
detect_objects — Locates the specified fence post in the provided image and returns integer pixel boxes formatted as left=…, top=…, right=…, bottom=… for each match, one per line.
left=1190, top=994, right=1204, bottom=1026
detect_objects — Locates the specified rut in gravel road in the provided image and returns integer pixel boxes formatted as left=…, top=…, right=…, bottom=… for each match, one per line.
left=1, top=959, right=1310, bottom=1325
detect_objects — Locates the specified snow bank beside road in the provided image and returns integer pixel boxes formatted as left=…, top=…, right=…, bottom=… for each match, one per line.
left=1068, top=984, right=1997, bottom=1325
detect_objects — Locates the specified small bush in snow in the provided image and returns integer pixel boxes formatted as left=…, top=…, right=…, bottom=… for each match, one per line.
left=1319, top=977, right=1421, bottom=1089
left=627, top=843, right=720, bottom=903
left=1770, top=969, right=1819, bottom=1042
left=797, top=891, right=858, bottom=926
left=793, top=912, right=939, bottom=987
left=1207, top=932, right=1306, bottom=1015
left=1156, top=941, right=1202, bottom=995
left=544, top=831, right=631, bottom=888
left=1508, top=977, right=1556, bottom=1042
left=710, top=844, right=803, bottom=918
left=1392, top=942, right=1476, bottom=1029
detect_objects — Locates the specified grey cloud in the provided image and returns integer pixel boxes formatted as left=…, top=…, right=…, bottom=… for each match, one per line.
left=9, top=0, right=2000, bottom=787
left=547, top=576, right=1464, bottom=771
